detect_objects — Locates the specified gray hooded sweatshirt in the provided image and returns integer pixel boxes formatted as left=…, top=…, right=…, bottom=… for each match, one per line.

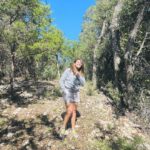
left=59, top=68, right=85, bottom=92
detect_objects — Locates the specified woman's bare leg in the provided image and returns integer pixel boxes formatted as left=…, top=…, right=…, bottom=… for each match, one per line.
left=63, top=103, right=73, bottom=128
left=71, top=103, right=77, bottom=129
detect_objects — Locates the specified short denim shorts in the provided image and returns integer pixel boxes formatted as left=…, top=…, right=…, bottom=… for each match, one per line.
left=63, top=88, right=80, bottom=104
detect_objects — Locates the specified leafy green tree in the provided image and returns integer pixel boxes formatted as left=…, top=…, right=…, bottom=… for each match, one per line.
left=79, top=0, right=150, bottom=117
left=0, top=0, right=64, bottom=97
left=79, top=6, right=97, bottom=80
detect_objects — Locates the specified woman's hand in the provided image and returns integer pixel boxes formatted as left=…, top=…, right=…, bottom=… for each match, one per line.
left=72, top=63, right=83, bottom=76
left=75, top=71, right=82, bottom=77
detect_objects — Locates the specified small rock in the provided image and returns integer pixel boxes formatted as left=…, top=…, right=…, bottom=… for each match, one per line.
left=105, top=135, right=110, bottom=140
left=7, top=126, right=17, bottom=132
left=1, top=99, right=8, bottom=104
left=137, top=143, right=150, bottom=150
left=13, top=107, right=22, bottom=115
left=26, top=145, right=32, bottom=150
left=47, top=141, right=53, bottom=147
left=20, top=91, right=33, bottom=98
left=43, top=111, right=48, bottom=116
left=143, top=143, right=150, bottom=150
left=0, top=143, right=4, bottom=146
left=22, top=139, right=30, bottom=147
left=7, top=132, right=14, bottom=138
left=69, top=145, right=76, bottom=150
left=90, top=128, right=104, bottom=139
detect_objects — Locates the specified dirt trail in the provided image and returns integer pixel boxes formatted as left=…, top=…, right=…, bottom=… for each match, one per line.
left=0, top=81, right=150, bottom=150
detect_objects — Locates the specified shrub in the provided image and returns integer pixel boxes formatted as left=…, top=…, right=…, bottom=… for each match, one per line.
left=92, top=136, right=143, bottom=150
left=105, top=81, right=122, bottom=105
left=85, top=81, right=97, bottom=96
left=41, top=64, right=58, bottom=80
left=113, top=136, right=143, bottom=150
left=92, top=140, right=111, bottom=150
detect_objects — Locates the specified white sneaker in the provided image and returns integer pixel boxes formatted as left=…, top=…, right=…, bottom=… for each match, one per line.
left=71, top=129, right=78, bottom=139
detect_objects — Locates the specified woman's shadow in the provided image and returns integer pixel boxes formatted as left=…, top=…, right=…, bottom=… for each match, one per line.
left=61, top=110, right=81, bottom=129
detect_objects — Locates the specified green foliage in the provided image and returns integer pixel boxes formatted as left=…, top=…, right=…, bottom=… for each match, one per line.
left=61, top=39, right=80, bottom=61
left=93, top=140, right=111, bottom=150
left=79, top=6, right=97, bottom=80
left=79, top=0, right=118, bottom=80
left=105, top=82, right=122, bottom=104
left=92, top=136, right=143, bottom=150
left=96, top=0, right=117, bottom=22
left=0, top=0, right=64, bottom=80
left=0, top=118, right=8, bottom=127
left=47, top=126, right=53, bottom=132
left=120, top=0, right=143, bottom=32
left=44, top=86, right=62, bottom=99
left=41, top=64, right=58, bottom=80
left=85, top=81, right=97, bottom=96
left=114, top=136, right=143, bottom=150
left=119, top=0, right=146, bottom=54
left=52, top=86, right=62, bottom=98
left=79, top=0, right=149, bottom=115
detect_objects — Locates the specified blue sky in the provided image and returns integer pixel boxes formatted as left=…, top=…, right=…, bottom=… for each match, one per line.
left=45, top=0, right=95, bottom=40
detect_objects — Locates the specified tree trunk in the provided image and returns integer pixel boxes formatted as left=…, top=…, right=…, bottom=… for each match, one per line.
left=56, top=62, right=60, bottom=78
left=135, top=32, right=149, bottom=58
left=10, top=48, right=15, bottom=98
left=124, top=4, right=145, bottom=107
left=111, top=0, right=124, bottom=86
left=92, top=20, right=108, bottom=87
left=27, top=56, right=37, bottom=82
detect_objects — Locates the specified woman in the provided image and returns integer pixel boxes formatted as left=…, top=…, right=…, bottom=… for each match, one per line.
left=59, top=59, right=85, bottom=138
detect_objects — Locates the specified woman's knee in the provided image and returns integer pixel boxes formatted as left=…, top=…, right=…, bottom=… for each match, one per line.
left=72, top=105, right=77, bottom=115
left=72, top=110, right=76, bottom=117
left=66, top=105, right=73, bottom=115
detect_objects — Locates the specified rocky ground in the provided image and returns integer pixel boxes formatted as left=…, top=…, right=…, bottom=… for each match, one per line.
left=0, top=80, right=150, bottom=150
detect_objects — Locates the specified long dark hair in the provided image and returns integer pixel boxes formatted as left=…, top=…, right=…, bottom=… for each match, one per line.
left=71, top=59, right=84, bottom=76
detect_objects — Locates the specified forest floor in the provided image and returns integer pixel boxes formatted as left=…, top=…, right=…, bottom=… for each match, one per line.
left=0, top=79, right=150, bottom=150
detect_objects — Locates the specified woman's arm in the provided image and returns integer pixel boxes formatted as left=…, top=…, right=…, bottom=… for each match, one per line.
left=59, top=69, right=69, bottom=91
left=76, top=74, right=85, bottom=86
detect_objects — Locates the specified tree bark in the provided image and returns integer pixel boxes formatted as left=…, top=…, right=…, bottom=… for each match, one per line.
left=56, top=62, right=60, bottom=78
left=10, top=43, right=16, bottom=98
left=92, top=20, right=108, bottom=87
left=135, top=32, right=149, bottom=57
left=124, top=4, right=146, bottom=107
left=110, top=0, right=124, bottom=86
